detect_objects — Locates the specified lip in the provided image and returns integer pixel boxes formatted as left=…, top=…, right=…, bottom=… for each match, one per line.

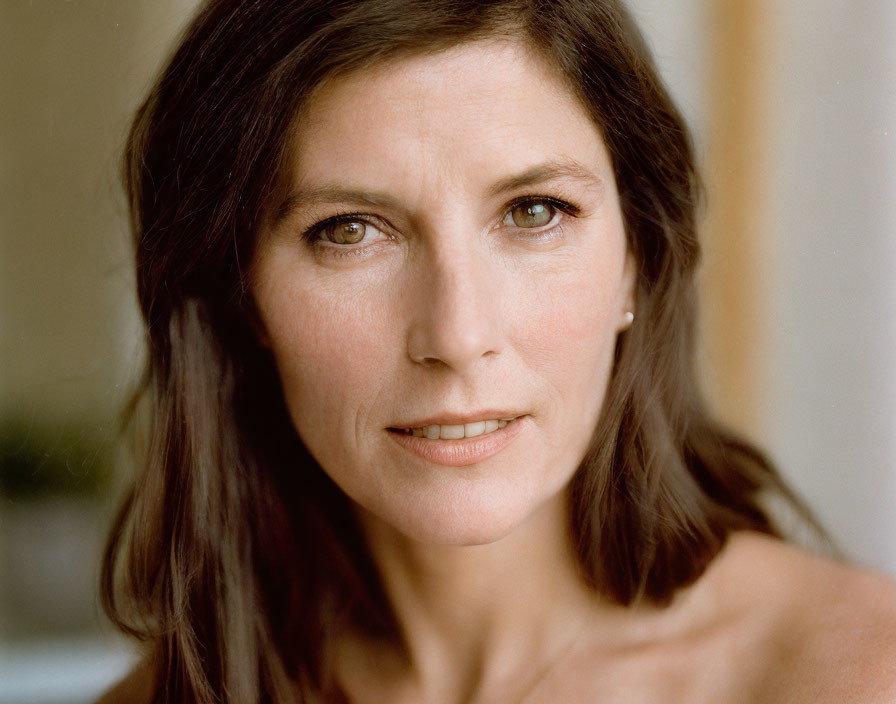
left=389, top=410, right=522, bottom=428
left=387, top=415, right=527, bottom=466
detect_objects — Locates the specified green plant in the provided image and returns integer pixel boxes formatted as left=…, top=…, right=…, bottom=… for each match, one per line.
left=0, top=416, right=112, bottom=499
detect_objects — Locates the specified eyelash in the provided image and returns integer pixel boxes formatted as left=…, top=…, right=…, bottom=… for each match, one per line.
left=300, top=195, right=582, bottom=250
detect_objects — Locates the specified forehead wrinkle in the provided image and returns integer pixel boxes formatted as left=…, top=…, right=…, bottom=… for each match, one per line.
left=274, top=144, right=449, bottom=227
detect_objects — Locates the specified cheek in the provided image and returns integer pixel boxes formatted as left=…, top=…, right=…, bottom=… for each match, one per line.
left=260, top=278, right=395, bottom=446
left=509, top=252, right=624, bottom=469
left=513, top=255, right=623, bottom=393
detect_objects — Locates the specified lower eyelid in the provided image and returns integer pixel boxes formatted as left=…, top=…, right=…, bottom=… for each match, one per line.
left=507, top=222, right=570, bottom=247
left=310, top=229, right=400, bottom=262
left=319, top=242, right=378, bottom=258
left=526, top=223, right=562, bottom=238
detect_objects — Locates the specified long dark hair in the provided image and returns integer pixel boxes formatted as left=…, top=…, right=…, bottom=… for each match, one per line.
left=102, top=1, right=821, bottom=701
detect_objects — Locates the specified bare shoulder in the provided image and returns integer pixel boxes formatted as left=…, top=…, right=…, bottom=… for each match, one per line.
left=92, top=657, right=155, bottom=704
left=719, top=532, right=896, bottom=703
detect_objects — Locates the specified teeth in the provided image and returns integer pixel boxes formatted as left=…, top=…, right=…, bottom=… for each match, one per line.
left=406, top=418, right=514, bottom=439
left=441, top=424, right=465, bottom=440
left=464, top=421, right=486, bottom=437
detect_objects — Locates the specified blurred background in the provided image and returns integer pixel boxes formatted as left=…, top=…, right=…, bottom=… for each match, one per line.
left=1, top=1, right=894, bottom=702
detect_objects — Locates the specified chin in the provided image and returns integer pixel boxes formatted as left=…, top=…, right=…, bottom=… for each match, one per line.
left=362, top=486, right=546, bottom=547
left=403, top=517, right=519, bottom=547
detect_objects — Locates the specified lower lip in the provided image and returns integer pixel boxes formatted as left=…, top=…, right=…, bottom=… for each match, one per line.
left=387, top=417, right=526, bottom=466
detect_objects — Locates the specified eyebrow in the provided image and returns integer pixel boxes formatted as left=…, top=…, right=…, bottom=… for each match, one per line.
left=272, top=158, right=604, bottom=224
left=485, top=159, right=605, bottom=198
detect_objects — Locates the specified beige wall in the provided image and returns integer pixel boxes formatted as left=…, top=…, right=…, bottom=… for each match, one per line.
left=763, top=1, right=896, bottom=573
left=629, top=0, right=896, bottom=574
left=0, top=1, right=195, bottom=426
left=0, top=3, right=199, bottom=697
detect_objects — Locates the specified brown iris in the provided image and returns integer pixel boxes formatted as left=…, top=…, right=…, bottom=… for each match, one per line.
left=328, top=221, right=366, bottom=244
left=510, top=200, right=554, bottom=228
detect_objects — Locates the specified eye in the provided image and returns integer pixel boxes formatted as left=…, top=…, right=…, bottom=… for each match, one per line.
left=500, top=197, right=578, bottom=231
left=508, top=200, right=556, bottom=228
left=327, top=220, right=367, bottom=244
left=303, top=214, right=391, bottom=247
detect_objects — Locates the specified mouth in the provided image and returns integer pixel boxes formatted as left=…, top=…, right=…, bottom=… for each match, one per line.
left=391, top=417, right=516, bottom=440
left=386, top=415, right=526, bottom=466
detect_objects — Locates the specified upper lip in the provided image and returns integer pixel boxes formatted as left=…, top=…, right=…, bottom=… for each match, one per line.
left=389, top=410, right=524, bottom=429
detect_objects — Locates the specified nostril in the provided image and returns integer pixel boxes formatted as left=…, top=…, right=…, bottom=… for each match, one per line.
left=419, top=355, right=446, bottom=367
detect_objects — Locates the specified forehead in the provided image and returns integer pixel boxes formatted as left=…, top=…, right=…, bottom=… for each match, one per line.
left=283, top=39, right=613, bottom=202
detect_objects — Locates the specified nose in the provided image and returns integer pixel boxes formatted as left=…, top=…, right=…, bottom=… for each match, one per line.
left=405, top=239, right=504, bottom=371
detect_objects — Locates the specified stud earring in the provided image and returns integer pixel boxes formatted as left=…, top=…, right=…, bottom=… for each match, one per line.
left=623, top=311, right=635, bottom=326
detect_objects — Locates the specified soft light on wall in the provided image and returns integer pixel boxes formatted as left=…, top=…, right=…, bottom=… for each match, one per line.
left=629, top=0, right=896, bottom=574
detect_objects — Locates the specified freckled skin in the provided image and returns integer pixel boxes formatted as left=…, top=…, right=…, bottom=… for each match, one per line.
left=252, top=40, right=634, bottom=546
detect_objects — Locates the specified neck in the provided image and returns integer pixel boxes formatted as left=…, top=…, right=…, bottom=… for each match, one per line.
left=343, top=493, right=610, bottom=703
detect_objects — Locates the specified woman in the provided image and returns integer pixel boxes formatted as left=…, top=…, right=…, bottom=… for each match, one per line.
left=98, top=0, right=896, bottom=702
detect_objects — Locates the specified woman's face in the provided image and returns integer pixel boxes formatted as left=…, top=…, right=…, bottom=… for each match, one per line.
left=252, top=40, right=634, bottom=545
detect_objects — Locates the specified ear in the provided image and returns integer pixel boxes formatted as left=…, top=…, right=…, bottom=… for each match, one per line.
left=617, top=251, right=637, bottom=332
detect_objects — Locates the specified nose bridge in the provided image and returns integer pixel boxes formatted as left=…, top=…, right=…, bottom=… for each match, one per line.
left=406, top=228, right=503, bottom=370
